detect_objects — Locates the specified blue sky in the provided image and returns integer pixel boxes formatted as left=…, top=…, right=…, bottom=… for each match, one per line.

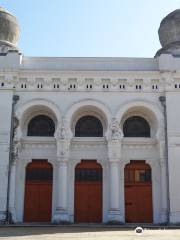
left=1, top=0, right=180, bottom=57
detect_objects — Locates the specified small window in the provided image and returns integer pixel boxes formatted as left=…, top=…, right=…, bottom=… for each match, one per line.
left=27, top=115, right=55, bottom=137
left=123, top=116, right=150, bottom=137
left=75, top=169, right=102, bottom=181
left=26, top=168, right=53, bottom=181
left=125, top=169, right=151, bottom=183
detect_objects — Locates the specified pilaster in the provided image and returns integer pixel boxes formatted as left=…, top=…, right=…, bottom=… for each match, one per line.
left=52, top=118, right=70, bottom=223
left=107, top=118, right=123, bottom=223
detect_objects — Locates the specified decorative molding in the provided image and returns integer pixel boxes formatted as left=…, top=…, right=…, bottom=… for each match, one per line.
left=1, top=70, right=179, bottom=93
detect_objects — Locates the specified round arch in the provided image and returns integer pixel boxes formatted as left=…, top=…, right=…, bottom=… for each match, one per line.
left=15, top=99, right=62, bottom=136
left=115, top=100, right=163, bottom=138
left=65, top=99, right=111, bottom=138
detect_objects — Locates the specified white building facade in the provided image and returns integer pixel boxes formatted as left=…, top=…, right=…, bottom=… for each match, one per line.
left=0, top=8, right=180, bottom=224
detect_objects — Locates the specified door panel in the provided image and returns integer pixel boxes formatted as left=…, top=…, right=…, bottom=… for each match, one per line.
left=125, top=161, right=153, bottom=223
left=24, top=183, right=39, bottom=222
left=39, top=183, right=52, bottom=222
left=24, top=160, right=53, bottom=222
left=74, top=160, right=102, bottom=223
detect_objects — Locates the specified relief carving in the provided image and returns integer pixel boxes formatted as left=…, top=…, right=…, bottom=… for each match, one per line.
left=55, top=118, right=69, bottom=160
left=110, top=118, right=123, bottom=140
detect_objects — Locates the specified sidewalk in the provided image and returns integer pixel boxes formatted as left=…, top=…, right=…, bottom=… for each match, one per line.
left=0, top=226, right=180, bottom=240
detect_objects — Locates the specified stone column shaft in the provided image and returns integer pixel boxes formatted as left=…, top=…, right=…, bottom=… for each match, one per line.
left=109, top=161, right=120, bottom=210
left=57, top=161, right=68, bottom=210
left=9, top=161, right=17, bottom=223
left=107, top=138, right=122, bottom=223
left=159, top=138, right=168, bottom=223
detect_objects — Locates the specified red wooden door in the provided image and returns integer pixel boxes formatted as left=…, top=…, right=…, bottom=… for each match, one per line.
left=125, top=160, right=153, bottom=223
left=75, top=160, right=102, bottom=223
left=24, top=160, right=53, bottom=222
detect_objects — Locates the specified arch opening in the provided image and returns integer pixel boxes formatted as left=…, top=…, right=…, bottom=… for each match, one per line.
left=123, top=116, right=150, bottom=137
left=75, top=115, right=103, bottom=137
left=27, top=115, right=55, bottom=137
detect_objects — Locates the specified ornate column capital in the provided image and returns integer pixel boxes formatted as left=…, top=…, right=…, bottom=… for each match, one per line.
left=107, top=118, right=123, bottom=161
left=109, top=117, right=123, bottom=141
left=54, top=117, right=69, bottom=140
left=55, top=117, right=70, bottom=161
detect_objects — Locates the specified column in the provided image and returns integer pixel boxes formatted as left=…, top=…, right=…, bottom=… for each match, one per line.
left=159, top=139, right=168, bottom=223
left=53, top=159, right=69, bottom=223
left=57, top=160, right=68, bottom=213
left=157, top=124, right=168, bottom=223
left=9, top=137, right=21, bottom=223
left=108, top=140, right=122, bottom=223
left=109, top=161, right=119, bottom=210
left=9, top=160, right=17, bottom=223
left=53, top=120, right=70, bottom=223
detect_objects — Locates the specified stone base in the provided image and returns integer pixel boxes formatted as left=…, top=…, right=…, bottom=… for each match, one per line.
left=108, top=209, right=124, bottom=224
left=155, top=41, right=180, bottom=57
left=170, top=211, right=180, bottom=224
left=0, top=211, right=6, bottom=224
left=52, top=209, right=70, bottom=224
left=9, top=208, right=17, bottom=224
left=161, top=209, right=168, bottom=223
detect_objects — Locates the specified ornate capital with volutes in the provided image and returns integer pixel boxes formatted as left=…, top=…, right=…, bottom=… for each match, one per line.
left=109, top=118, right=123, bottom=141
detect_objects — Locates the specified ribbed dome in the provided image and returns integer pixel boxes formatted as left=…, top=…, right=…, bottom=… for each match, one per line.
left=0, top=6, right=20, bottom=47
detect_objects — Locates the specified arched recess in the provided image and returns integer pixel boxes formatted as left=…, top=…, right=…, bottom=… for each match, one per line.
left=27, top=115, right=55, bottom=137
left=74, top=160, right=103, bottom=223
left=65, top=99, right=111, bottom=138
left=124, top=160, right=153, bottom=223
left=75, top=115, right=103, bottom=137
left=115, top=100, right=163, bottom=138
left=15, top=99, right=61, bottom=137
left=24, top=160, right=53, bottom=222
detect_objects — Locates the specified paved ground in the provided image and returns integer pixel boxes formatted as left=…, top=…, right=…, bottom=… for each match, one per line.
left=0, top=226, right=180, bottom=240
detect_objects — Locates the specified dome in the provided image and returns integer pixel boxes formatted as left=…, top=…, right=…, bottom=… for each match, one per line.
left=158, top=9, right=180, bottom=48
left=0, top=6, right=20, bottom=47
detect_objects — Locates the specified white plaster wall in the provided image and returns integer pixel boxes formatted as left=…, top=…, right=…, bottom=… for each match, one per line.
left=0, top=52, right=172, bottom=224
left=12, top=89, right=163, bottom=223
left=0, top=90, right=13, bottom=221
left=166, top=92, right=180, bottom=223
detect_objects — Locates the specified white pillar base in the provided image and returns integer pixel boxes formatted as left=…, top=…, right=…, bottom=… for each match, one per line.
left=108, top=209, right=124, bottom=223
left=9, top=207, right=17, bottom=223
left=161, top=208, right=168, bottom=223
left=52, top=208, right=70, bottom=224
left=170, top=211, right=180, bottom=223
left=0, top=211, right=6, bottom=223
